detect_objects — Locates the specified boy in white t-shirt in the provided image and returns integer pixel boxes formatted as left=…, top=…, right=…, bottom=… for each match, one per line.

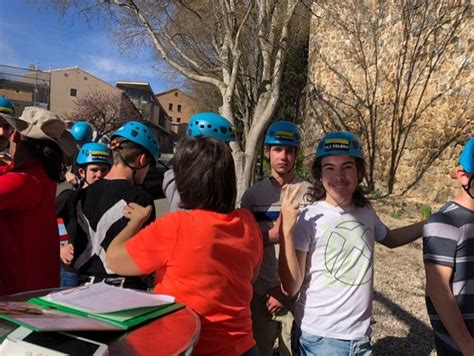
left=279, top=131, right=424, bottom=355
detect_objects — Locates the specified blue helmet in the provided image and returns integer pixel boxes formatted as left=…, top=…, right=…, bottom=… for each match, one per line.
left=76, top=142, right=112, bottom=167
left=111, top=121, right=160, bottom=163
left=316, top=131, right=364, bottom=159
left=265, top=121, right=300, bottom=147
left=0, top=97, right=15, bottom=118
left=71, top=121, right=93, bottom=143
left=459, top=138, right=474, bottom=174
left=186, top=112, right=236, bottom=142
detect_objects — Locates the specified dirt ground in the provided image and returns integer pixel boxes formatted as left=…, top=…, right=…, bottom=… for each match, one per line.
left=371, top=197, right=441, bottom=355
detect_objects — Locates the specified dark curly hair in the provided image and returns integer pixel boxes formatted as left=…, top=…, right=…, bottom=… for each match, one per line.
left=306, top=156, right=370, bottom=207
left=24, top=138, right=68, bottom=183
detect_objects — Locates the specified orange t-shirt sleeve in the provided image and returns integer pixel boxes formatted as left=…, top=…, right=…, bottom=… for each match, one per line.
left=125, top=212, right=179, bottom=274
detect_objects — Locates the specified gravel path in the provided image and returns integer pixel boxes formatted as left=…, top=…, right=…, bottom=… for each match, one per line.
left=371, top=199, right=437, bottom=355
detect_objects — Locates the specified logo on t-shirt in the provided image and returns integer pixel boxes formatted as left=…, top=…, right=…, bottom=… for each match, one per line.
left=322, top=220, right=373, bottom=286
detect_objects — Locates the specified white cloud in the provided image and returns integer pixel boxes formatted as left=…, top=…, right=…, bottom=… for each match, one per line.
left=84, top=55, right=155, bottom=82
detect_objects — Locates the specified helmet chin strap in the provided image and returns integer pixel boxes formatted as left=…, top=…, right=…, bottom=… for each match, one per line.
left=462, top=175, right=474, bottom=199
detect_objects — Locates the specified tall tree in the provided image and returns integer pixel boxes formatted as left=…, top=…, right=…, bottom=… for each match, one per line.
left=306, top=0, right=471, bottom=194
left=39, top=0, right=307, bottom=198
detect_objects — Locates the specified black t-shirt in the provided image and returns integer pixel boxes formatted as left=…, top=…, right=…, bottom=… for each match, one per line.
left=56, top=189, right=74, bottom=219
left=64, top=179, right=156, bottom=277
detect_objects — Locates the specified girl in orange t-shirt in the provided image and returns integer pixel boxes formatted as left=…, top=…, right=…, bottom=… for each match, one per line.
left=107, top=136, right=263, bottom=355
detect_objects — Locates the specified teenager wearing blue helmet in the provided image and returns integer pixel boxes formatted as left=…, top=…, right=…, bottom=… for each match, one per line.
left=423, top=137, right=474, bottom=356
left=56, top=142, right=113, bottom=287
left=241, top=120, right=311, bottom=356
left=65, top=121, right=94, bottom=186
left=0, top=97, right=15, bottom=164
left=63, top=121, right=158, bottom=290
left=163, top=112, right=236, bottom=212
left=70, top=121, right=93, bottom=143
left=279, top=131, right=424, bottom=355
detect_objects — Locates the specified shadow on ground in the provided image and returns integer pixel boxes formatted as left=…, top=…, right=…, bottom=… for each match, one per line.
left=372, top=291, right=434, bottom=355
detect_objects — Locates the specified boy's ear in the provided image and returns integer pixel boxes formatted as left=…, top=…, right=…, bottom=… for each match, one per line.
left=263, top=145, right=271, bottom=160
left=137, top=153, right=150, bottom=167
left=454, top=166, right=469, bottom=181
left=78, top=167, right=86, bottom=178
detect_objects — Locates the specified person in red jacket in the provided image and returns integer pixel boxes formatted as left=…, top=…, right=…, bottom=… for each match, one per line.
left=107, top=136, right=263, bottom=356
left=0, top=107, right=76, bottom=295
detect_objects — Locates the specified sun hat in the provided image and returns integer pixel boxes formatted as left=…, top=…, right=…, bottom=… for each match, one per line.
left=3, top=107, right=77, bottom=157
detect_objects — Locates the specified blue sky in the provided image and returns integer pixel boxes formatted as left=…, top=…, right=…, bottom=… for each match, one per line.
left=0, top=0, right=185, bottom=94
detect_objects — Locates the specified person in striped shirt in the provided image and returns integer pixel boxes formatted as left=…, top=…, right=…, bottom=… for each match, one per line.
left=423, top=137, right=474, bottom=356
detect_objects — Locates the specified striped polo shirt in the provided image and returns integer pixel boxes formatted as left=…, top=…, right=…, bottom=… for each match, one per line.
left=423, top=201, right=474, bottom=352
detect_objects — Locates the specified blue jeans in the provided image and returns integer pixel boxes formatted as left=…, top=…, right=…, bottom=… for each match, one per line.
left=60, top=267, right=79, bottom=288
left=241, top=345, right=259, bottom=356
left=299, top=330, right=371, bottom=356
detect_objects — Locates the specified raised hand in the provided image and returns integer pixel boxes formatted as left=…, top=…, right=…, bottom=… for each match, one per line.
left=280, top=184, right=302, bottom=236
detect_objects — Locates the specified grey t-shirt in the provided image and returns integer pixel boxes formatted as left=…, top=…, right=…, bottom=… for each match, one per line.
left=240, top=176, right=311, bottom=295
left=162, top=169, right=181, bottom=212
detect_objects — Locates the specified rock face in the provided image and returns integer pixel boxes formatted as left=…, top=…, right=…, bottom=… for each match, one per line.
left=303, top=1, right=473, bottom=202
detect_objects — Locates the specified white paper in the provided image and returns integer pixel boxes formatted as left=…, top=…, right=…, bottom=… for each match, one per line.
left=42, top=282, right=175, bottom=313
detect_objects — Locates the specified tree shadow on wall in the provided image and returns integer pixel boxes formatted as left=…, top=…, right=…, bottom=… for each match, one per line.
left=372, top=291, right=434, bottom=355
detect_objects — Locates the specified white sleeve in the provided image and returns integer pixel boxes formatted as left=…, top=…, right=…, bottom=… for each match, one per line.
left=372, top=209, right=388, bottom=242
left=293, top=208, right=315, bottom=252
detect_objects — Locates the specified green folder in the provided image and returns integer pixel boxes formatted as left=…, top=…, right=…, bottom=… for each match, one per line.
left=0, top=299, right=183, bottom=332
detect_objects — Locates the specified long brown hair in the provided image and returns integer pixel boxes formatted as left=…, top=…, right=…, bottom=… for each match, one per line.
left=174, top=136, right=236, bottom=214
left=306, top=156, right=370, bottom=207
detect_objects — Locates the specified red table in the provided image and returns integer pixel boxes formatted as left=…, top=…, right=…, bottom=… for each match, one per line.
left=0, top=288, right=201, bottom=356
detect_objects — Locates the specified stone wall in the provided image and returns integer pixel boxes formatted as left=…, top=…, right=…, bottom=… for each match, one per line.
left=303, top=1, right=473, bottom=202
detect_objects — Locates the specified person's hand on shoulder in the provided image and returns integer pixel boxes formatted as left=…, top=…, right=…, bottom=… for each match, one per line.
left=65, top=171, right=79, bottom=186
left=124, top=202, right=153, bottom=229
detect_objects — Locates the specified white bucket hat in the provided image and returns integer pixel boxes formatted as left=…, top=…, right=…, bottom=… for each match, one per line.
left=3, top=107, right=77, bottom=157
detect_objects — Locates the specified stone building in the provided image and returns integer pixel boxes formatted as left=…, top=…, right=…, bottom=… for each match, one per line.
left=303, top=1, right=473, bottom=202
left=50, top=67, right=123, bottom=117
left=155, top=88, right=199, bottom=139
left=116, top=81, right=174, bottom=153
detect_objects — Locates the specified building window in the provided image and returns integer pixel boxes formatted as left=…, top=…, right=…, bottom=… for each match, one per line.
left=70, top=88, right=77, bottom=97
left=169, top=103, right=173, bottom=111
left=177, top=104, right=182, bottom=112
left=64, top=73, right=68, bottom=77
left=83, top=76, right=88, bottom=81
left=177, top=117, right=181, bottom=123
left=174, top=92, right=178, bottom=97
